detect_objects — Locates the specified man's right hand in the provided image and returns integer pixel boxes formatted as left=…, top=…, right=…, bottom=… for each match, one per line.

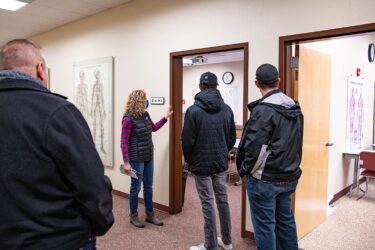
left=124, top=162, right=131, bottom=174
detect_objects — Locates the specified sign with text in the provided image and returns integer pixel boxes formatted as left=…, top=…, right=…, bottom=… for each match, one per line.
left=150, top=97, right=165, bottom=105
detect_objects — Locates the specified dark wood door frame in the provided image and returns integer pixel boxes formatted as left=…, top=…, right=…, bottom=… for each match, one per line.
left=279, top=23, right=375, bottom=211
left=279, top=22, right=375, bottom=95
left=169, top=42, right=249, bottom=238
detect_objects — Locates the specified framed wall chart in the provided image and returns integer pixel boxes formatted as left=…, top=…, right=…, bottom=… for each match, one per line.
left=73, top=57, right=114, bottom=168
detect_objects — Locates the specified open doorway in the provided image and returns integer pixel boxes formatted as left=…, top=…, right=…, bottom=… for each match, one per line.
left=279, top=23, right=375, bottom=239
left=169, top=43, right=249, bottom=237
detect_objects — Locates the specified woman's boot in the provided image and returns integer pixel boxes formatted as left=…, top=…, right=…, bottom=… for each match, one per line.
left=129, top=212, right=145, bottom=228
left=145, top=211, right=164, bottom=226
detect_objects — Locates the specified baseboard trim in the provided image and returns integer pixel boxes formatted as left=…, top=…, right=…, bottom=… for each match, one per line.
left=112, top=189, right=169, bottom=213
left=244, top=230, right=255, bottom=240
left=329, top=177, right=366, bottom=205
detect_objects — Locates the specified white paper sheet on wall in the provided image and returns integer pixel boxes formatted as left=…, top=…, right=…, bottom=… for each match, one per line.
left=222, top=86, right=240, bottom=125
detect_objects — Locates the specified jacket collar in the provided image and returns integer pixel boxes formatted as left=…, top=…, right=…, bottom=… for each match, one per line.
left=0, top=70, right=66, bottom=99
left=0, top=70, right=42, bottom=85
left=260, top=89, right=281, bottom=101
left=247, top=89, right=281, bottom=111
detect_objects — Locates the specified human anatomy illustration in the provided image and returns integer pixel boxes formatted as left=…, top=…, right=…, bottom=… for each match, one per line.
left=76, top=71, right=90, bottom=120
left=346, top=76, right=364, bottom=152
left=74, top=57, right=114, bottom=167
left=91, top=70, right=107, bottom=154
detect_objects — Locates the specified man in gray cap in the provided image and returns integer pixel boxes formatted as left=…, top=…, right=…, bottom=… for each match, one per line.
left=182, top=72, right=236, bottom=250
left=236, top=64, right=304, bottom=250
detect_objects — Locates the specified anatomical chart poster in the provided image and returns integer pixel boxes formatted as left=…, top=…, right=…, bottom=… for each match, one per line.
left=345, top=75, right=365, bottom=153
left=73, top=57, right=114, bottom=168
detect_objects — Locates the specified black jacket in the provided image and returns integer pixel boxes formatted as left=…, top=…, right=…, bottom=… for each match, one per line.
left=236, top=89, right=303, bottom=182
left=182, top=89, right=236, bottom=176
left=0, top=73, right=114, bottom=250
left=124, top=112, right=153, bottom=162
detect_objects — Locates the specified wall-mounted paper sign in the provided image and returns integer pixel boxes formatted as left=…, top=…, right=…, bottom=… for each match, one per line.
left=150, top=97, right=165, bottom=105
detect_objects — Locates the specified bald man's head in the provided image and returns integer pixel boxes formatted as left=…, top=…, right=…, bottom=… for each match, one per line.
left=0, top=39, right=48, bottom=87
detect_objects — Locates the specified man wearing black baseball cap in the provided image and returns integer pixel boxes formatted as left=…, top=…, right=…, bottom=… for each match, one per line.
left=182, top=72, right=236, bottom=250
left=236, top=64, right=304, bottom=250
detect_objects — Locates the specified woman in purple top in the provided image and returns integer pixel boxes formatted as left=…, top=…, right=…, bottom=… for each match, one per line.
left=121, top=90, right=173, bottom=228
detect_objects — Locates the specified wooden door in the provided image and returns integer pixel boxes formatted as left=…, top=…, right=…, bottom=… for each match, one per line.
left=294, top=46, right=331, bottom=239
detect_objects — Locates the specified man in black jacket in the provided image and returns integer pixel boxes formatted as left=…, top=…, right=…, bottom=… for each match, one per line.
left=0, top=39, right=114, bottom=250
left=236, top=64, right=303, bottom=250
left=182, top=72, right=236, bottom=250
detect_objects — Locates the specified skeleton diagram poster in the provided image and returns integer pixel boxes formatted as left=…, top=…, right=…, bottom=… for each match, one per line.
left=345, top=75, right=365, bottom=153
left=73, top=57, right=114, bottom=168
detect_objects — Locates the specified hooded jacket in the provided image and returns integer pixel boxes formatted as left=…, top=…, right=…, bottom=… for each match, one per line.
left=0, top=70, right=114, bottom=250
left=182, top=88, right=236, bottom=176
left=236, top=89, right=304, bottom=183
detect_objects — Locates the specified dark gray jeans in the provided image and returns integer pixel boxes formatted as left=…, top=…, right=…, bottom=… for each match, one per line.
left=194, top=171, right=232, bottom=250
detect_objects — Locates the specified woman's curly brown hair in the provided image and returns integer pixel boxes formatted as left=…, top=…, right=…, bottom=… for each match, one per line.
left=124, top=90, right=147, bottom=118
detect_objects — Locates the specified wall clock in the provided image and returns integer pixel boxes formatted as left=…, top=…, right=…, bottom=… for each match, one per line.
left=368, top=43, right=375, bottom=63
left=222, top=72, right=234, bottom=85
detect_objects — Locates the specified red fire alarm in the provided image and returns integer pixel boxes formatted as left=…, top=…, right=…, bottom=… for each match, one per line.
left=356, top=68, right=361, bottom=76
left=182, top=99, right=186, bottom=104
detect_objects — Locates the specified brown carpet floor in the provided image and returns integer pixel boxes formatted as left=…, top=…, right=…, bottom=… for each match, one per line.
left=97, top=175, right=256, bottom=249
left=97, top=177, right=375, bottom=250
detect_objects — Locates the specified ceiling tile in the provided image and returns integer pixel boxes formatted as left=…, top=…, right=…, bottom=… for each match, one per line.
left=38, top=7, right=83, bottom=22
left=0, top=0, right=132, bottom=47
left=81, top=0, right=132, bottom=8
left=33, top=0, right=62, bottom=7
left=52, top=0, right=104, bottom=15
left=17, top=4, right=48, bottom=15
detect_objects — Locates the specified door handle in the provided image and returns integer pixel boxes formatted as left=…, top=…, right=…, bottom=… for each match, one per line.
left=325, top=142, right=334, bottom=147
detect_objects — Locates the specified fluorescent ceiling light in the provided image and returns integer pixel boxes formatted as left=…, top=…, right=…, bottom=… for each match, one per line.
left=0, top=0, right=28, bottom=11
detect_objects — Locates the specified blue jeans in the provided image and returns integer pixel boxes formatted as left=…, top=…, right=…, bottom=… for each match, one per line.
left=246, top=177, right=298, bottom=250
left=194, top=171, right=232, bottom=250
left=129, top=159, right=154, bottom=215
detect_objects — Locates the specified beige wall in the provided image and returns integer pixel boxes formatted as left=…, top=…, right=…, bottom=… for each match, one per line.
left=31, top=0, right=375, bottom=231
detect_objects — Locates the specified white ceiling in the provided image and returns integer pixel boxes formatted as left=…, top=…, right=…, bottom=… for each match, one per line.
left=0, top=0, right=132, bottom=47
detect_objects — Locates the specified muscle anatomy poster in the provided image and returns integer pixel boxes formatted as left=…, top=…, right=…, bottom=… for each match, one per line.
left=346, top=75, right=365, bottom=153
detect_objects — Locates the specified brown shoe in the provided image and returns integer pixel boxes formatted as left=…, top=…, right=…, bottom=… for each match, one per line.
left=130, top=212, right=145, bottom=228
left=146, top=212, right=164, bottom=226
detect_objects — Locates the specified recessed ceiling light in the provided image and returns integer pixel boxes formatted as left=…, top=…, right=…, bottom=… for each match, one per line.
left=0, top=0, right=28, bottom=11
